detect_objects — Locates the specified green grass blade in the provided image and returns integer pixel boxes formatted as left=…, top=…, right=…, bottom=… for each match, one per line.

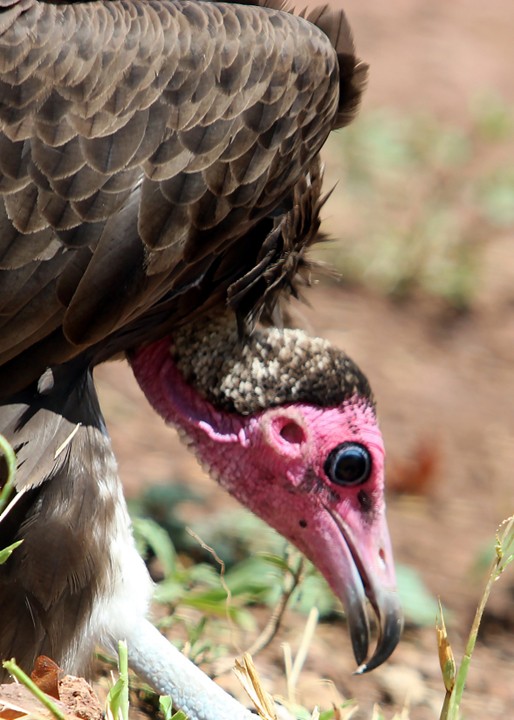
left=440, top=515, right=514, bottom=719
left=0, top=433, right=16, bottom=514
left=107, top=641, right=130, bottom=720
left=2, top=659, right=67, bottom=720
left=159, top=695, right=188, bottom=720
left=0, top=539, right=23, bottom=565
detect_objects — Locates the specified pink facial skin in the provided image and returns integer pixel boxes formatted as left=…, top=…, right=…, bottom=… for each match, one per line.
left=130, top=338, right=403, bottom=672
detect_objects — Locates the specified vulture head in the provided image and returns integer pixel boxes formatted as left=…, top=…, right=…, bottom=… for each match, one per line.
left=131, top=313, right=402, bottom=672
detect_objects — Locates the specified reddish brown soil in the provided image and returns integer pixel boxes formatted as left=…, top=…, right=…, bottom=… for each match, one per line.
left=95, top=2, right=514, bottom=718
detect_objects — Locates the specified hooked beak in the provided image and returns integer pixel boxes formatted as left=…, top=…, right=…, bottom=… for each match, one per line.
left=310, top=502, right=403, bottom=672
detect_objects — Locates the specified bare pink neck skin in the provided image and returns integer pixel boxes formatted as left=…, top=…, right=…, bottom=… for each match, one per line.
left=131, top=338, right=248, bottom=449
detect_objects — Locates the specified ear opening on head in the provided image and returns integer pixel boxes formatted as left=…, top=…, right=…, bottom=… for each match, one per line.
left=279, top=420, right=306, bottom=445
left=261, top=408, right=308, bottom=457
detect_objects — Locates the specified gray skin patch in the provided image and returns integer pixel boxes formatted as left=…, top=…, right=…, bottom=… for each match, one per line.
left=171, top=313, right=374, bottom=415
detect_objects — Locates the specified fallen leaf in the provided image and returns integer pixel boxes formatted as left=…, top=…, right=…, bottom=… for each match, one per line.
left=31, top=657, right=61, bottom=700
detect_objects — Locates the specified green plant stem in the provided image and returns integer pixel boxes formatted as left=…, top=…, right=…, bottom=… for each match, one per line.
left=0, top=433, right=16, bottom=514
left=107, top=641, right=130, bottom=720
left=119, top=640, right=130, bottom=720
left=2, top=659, right=67, bottom=720
left=443, top=515, right=514, bottom=719
left=440, top=693, right=451, bottom=719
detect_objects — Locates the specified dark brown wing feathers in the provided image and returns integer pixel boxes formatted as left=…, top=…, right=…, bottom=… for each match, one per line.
left=0, top=0, right=366, bottom=395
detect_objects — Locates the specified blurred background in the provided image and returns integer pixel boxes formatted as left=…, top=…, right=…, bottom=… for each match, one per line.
left=96, top=2, right=514, bottom=718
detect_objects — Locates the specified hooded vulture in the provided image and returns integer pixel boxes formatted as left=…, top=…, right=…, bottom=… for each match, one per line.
left=0, top=0, right=402, bottom=717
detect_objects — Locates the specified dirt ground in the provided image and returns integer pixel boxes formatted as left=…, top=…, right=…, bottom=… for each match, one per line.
left=95, top=2, right=514, bottom=718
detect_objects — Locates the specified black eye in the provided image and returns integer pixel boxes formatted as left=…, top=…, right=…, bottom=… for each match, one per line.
left=324, top=442, right=372, bottom=486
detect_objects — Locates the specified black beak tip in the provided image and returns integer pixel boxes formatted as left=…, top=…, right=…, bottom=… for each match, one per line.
left=352, top=634, right=369, bottom=669
left=347, top=600, right=371, bottom=668
left=353, top=594, right=404, bottom=674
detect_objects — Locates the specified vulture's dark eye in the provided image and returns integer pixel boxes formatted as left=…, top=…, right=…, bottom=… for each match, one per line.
left=324, top=443, right=372, bottom=486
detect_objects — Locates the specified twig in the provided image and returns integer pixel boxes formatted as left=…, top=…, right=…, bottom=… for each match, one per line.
left=246, top=555, right=305, bottom=659
left=54, top=423, right=81, bottom=460
left=213, top=554, right=305, bottom=677
left=285, top=607, right=319, bottom=702
left=234, top=653, right=278, bottom=720
left=186, top=526, right=235, bottom=657
left=283, top=607, right=319, bottom=704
